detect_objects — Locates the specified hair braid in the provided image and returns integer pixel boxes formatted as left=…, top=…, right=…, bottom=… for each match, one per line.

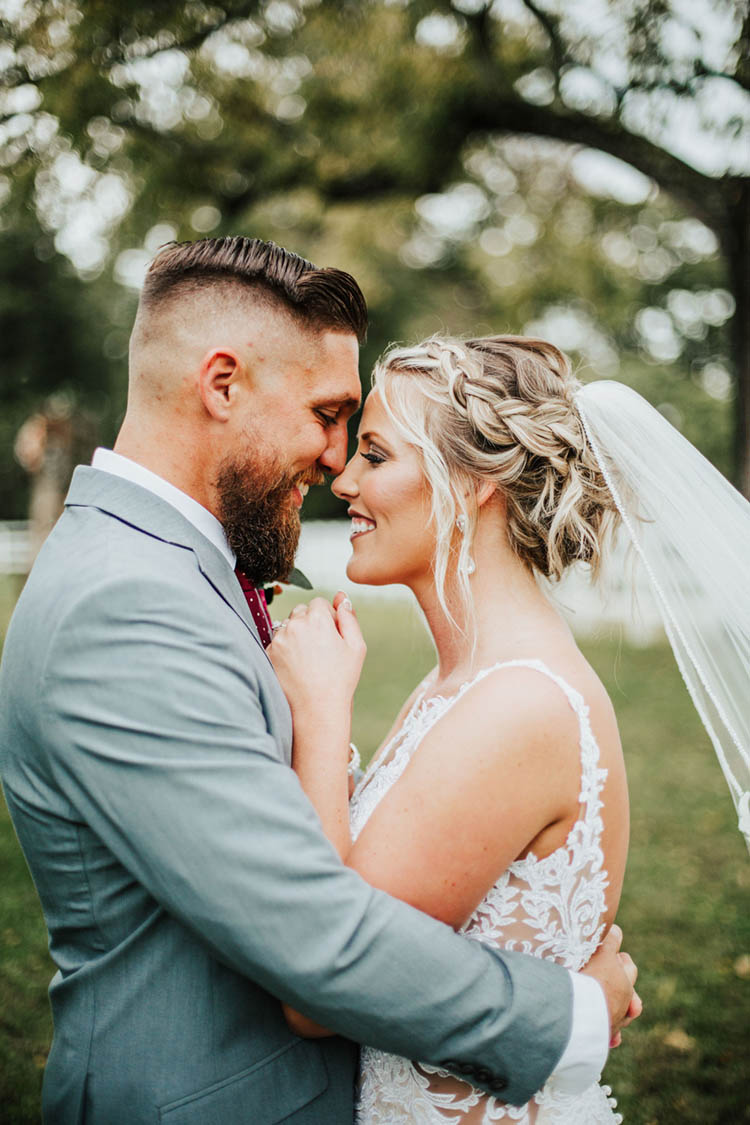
left=372, top=333, right=619, bottom=625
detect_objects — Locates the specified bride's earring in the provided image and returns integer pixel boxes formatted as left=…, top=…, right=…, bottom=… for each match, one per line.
left=455, top=514, right=476, bottom=576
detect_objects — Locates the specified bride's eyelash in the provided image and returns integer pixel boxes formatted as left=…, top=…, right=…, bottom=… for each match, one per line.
left=360, top=451, right=386, bottom=466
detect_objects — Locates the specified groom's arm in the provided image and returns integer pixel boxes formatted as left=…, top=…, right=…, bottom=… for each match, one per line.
left=285, top=942, right=615, bottom=1094
left=38, top=573, right=618, bottom=1106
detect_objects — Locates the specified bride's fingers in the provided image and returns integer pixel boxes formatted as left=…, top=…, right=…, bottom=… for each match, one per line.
left=335, top=598, right=365, bottom=650
left=288, top=599, right=336, bottom=627
left=332, top=590, right=349, bottom=611
left=308, top=597, right=337, bottom=620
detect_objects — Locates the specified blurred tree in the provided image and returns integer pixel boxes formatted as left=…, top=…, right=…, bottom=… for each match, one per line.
left=1, top=0, right=746, bottom=512
left=0, top=223, right=131, bottom=516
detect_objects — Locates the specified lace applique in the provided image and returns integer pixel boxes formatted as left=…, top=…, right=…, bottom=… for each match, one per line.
left=350, top=679, right=442, bottom=843
left=351, top=659, right=622, bottom=1125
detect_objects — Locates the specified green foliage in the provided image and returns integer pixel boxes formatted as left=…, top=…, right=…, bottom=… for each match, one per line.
left=0, top=226, right=131, bottom=516
left=0, top=0, right=745, bottom=517
left=0, top=798, right=53, bottom=1123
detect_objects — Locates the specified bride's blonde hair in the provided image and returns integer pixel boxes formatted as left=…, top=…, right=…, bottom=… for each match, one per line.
left=372, top=334, right=618, bottom=626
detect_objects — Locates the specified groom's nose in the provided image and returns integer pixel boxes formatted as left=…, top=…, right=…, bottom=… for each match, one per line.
left=317, top=420, right=349, bottom=476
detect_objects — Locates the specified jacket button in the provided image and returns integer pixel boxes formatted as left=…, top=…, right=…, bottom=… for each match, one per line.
left=475, top=1067, right=492, bottom=1083
left=489, top=1077, right=508, bottom=1093
left=458, top=1062, right=475, bottom=1077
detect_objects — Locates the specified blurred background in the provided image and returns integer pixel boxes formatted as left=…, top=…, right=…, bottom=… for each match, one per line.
left=0, top=1, right=748, bottom=1122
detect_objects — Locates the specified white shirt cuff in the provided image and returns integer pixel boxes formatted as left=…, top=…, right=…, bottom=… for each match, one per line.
left=550, top=971, right=609, bottom=1095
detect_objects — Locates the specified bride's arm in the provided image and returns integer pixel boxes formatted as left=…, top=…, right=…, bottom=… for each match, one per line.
left=342, top=665, right=582, bottom=926
left=267, top=596, right=366, bottom=1036
left=272, top=609, right=591, bottom=1036
left=268, top=596, right=365, bottom=860
left=269, top=597, right=436, bottom=860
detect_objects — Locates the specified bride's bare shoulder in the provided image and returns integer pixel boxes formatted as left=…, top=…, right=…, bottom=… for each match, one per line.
left=430, top=650, right=623, bottom=781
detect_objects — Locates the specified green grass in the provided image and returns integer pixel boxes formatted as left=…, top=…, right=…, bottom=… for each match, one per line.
left=2, top=582, right=749, bottom=1123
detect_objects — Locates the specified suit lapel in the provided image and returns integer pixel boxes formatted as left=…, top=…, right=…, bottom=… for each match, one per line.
left=190, top=537, right=271, bottom=663
left=65, top=466, right=270, bottom=662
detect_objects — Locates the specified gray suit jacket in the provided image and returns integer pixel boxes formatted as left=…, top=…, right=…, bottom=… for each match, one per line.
left=0, top=467, right=572, bottom=1124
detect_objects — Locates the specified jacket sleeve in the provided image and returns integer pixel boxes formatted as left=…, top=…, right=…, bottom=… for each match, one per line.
left=39, top=572, right=573, bottom=1107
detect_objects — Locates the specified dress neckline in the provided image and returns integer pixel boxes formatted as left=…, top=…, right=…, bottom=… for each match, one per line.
left=415, top=657, right=587, bottom=716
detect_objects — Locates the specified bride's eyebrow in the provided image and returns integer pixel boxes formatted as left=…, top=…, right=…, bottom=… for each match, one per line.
left=357, top=430, right=390, bottom=448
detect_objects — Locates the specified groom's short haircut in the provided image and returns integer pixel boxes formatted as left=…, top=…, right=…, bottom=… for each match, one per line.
left=140, top=236, right=368, bottom=343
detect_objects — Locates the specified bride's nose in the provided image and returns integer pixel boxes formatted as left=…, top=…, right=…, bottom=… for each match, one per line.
left=331, top=455, right=358, bottom=500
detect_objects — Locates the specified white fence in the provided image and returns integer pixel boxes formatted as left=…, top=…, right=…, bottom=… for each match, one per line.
left=0, top=522, right=32, bottom=577
left=0, top=519, right=665, bottom=642
left=294, top=521, right=664, bottom=643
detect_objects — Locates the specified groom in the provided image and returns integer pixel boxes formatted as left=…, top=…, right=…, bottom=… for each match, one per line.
left=0, top=236, right=635, bottom=1124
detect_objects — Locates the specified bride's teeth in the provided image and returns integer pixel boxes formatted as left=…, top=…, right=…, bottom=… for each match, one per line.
left=351, top=518, right=376, bottom=538
left=299, top=483, right=309, bottom=497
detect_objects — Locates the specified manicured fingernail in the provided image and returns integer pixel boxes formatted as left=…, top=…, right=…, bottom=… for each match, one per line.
left=341, top=597, right=352, bottom=612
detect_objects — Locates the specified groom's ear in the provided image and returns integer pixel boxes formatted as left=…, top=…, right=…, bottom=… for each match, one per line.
left=198, top=348, right=242, bottom=422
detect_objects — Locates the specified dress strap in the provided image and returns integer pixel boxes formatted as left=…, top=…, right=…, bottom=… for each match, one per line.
left=440, top=658, right=607, bottom=826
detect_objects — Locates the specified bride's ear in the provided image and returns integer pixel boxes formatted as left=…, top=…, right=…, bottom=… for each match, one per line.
left=476, top=480, right=498, bottom=510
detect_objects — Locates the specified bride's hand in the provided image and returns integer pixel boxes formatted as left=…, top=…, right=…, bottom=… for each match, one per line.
left=267, top=594, right=366, bottom=720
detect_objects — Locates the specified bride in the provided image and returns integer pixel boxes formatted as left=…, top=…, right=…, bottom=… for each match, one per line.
left=268, top=333, right=749, bottom=1124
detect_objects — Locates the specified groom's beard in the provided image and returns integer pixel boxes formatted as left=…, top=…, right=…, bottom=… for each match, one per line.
left=216, top=454, right=322, bottom=586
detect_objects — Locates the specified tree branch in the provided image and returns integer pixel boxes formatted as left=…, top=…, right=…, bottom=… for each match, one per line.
left=465, top=7, right=489, bottom=49
left=626, top=68, right=749, bottom=98
left=212, top=87, right=740, bottom=244
left=735, top=1, right=750, bottom=92
left=517, top=0, right=566, bottom=92
left=97, top=1, right=264, bottom=70
left=464, top=95, right=735, bottom=236
left=279, top=92, right=735, bottom=250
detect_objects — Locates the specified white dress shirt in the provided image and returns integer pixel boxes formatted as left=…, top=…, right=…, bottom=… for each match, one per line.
left=90, top=446, right=610, bottom=1095
left=92, top=447, right=235, bottom=568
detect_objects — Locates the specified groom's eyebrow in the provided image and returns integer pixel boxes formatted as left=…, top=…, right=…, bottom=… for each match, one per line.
left=317, top=394, right=360, bottom=416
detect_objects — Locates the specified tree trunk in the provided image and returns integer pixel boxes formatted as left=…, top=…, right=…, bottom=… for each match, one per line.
left=725, top=179, right=750, bottom=499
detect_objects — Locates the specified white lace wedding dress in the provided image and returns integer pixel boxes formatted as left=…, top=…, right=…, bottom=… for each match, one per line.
left=350, top=659, right=623, bottom=1125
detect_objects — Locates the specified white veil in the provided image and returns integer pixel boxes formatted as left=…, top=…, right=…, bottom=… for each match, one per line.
left=575, top=381, right=750, bottom=854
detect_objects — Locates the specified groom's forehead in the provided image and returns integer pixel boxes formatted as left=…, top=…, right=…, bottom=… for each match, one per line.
left=300, top=332, right=362, bottom=409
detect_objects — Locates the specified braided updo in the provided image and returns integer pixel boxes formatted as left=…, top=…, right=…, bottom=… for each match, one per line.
left=372, top=334, right=618, bottom=621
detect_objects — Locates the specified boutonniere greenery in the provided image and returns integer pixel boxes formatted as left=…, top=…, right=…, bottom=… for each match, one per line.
left=263, top=566, right=312, bottom=604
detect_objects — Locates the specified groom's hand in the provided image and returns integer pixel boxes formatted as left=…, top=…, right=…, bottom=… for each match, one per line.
left=581, top=924, right=641, bottom=1044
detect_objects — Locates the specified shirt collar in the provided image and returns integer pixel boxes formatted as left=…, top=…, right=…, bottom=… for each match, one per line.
left=91, top=448, right=236, bottom=569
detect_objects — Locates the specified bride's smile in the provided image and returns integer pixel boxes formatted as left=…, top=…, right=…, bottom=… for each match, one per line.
left=348, top=512, right=376, bottom=539
left=333, top=390, right=434, bottom=588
